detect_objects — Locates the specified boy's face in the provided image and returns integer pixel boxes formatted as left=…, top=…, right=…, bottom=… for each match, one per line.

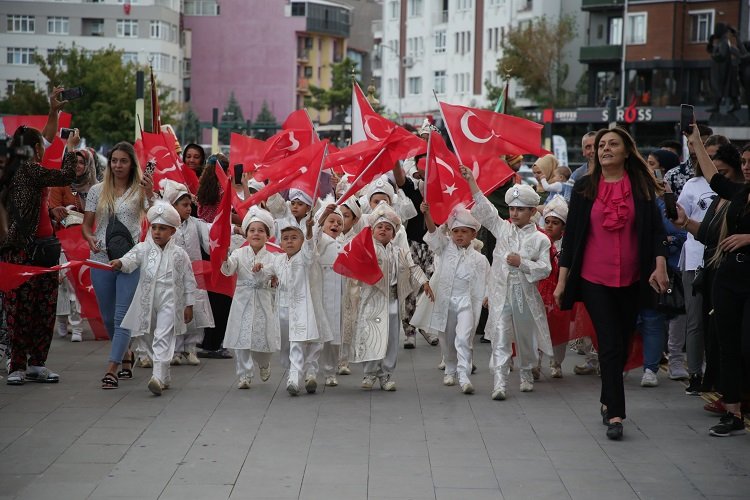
left=322, top=214, right=343, bottom=238
left=151, top=223, right=176, bottom=247
left=369, top=193, right=391, bottom=209
left=290, top=200, right=310, bottom=220
left=450, top=226, right=476, bottom=248
left=544, top=216, right=565, bottom=241
left=245, top=222, right=269, bottom=250
left=373, top=222, right=395, bottom=245
left=509, top=206, right=535, bottom=227
left=280, top=229, right=304, bottom=256
left=340, top=206, right=357, bottom=233
left=174, top=196, right=192, bottom=222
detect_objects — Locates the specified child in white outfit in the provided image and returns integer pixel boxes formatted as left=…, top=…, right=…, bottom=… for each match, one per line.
left=411, top=204, right=489, bottom=394
left=461, top=167, right=553, bottom=401
left=111, top=202, right=197, bottom=396
left=221, top=206, right=279, bottom=389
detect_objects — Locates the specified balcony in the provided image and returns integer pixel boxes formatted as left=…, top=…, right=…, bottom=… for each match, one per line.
left=371, top=20, right=382, bottom=36
left=579, top=44, right=622, bottom=63
left=581, top=0, right=624, bottom=11
left=433, top=10, right=448, bottom=24
left=297, top=78, right=310, bottom=93
left=297, top=48, right=310, bottom=62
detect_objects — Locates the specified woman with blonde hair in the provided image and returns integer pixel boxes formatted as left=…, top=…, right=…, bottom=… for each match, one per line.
left=82, top=142, right=154, bottom=389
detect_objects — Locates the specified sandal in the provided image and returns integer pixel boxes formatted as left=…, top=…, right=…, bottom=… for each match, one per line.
left=117, top=352, right=134, bottom=379
left=101, top=373, right=119, bottom=389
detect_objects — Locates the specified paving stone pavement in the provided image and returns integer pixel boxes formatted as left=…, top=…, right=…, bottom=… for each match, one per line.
left=0, top=334, right=748, bottom=500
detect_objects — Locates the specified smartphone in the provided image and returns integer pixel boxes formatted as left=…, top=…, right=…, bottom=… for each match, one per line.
left=233, top=164, right=244, bottom=185
left=145, top=160, right=156, bottom=176
left=664, top=192, right=678, bottom=220
left=60, top=128, right=73, bottom=139
left=654, top=169, right=663, bottom=181
left=60, top=87, right=84, bottom=101
left=680, top=104, right=694, bottom=135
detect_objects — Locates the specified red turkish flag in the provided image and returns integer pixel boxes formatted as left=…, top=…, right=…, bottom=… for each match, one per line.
left=288, top=140, right=327, bottom=199
left=140, top=131, right=189, bottom=187
left=335, top=147, right=392, bottom=206
left=192, top=260, right=236, bottom=298
left=229, top=133, right=266, bottom=172
left=208, top=177, right=233, bottom=286
left=351, top=81, right=395, bottom=144
left=0, top=262, right=54, bottom=292
left=439, top=101, right=548, bottom=160
left=41, top=136, right=67, bottom=170
left=261, top=128, right=315, bottom=164
left=333, top=226, right=383, bottom=285
left=2, top=112, right=72, bottom=136
left=282, top=109, right=319, bottom=143
left=381, top=126, right=427, bottom=163
left=424, top=132, right=472, bottom=225
left=324, top=138, right=384, bottom=177
left=213, top=161, right=244, bottom=216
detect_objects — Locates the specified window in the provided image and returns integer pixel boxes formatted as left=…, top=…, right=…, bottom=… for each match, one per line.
left=291, top=2, right=306, bottom=16
left=689, top=10, right=714, bottom=43
left=149, top=52, right=171, bottom=72
left=387, top=78, right=398, bottom=97
left=47, top=17, right=69, bottom=35
left=82, top=18, right=104, bottom=36
left=434, top=30, right=446, bottom=54
left=170, top=24, right=178, bottom=43
left=150, top=20, right=169, bottom=40
left=408, top=0, right=423, bottom=17
left=184, top=0, right=219, bottom=16
left=433, top=70, right=446, bottom=94
left=388, top=1, right=399, bottom=20
left=6, top=80, right=35, bottom=96
left=407, top=76, right=422, bottom=95
left=7, top=48, right=35, bottom=65
left=608, top=17, right=622, bottom=45
left=122, top=52, right=138, bottom=65
left=487, top=27, right=500, bottom=51
left=117, top=19, right=139, bottom=38
left=7, top=15, right=35, bottom=33
left=625, top=13, right=647, bottom=45
left=457, top=0, right=473, bottom=10
left=406, top=36, right=423, bottom=57
left=304, top=66, right=313, bottom=78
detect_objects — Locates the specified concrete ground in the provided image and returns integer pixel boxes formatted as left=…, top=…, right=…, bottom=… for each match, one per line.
left=0, top=333, right=747, bottom=500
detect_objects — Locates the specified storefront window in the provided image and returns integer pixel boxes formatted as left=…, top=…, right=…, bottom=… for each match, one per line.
left=595, top=70, right=620, bottom=106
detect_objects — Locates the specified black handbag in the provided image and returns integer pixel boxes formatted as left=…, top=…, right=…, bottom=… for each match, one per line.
left=29, top=235, right=61, bottom=267
left=105, top=215, right=135, bottom=260
left=657, top=269, right=685, bottom=316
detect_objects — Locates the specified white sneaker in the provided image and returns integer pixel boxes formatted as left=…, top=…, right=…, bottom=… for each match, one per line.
left=305, top=375, right=317, bottom=394
left=668, top=363, right=689, bottom=381
left=185, top=352, right=200, bottom=366
left=325, top=376, right=338, bottom=387
left=70, top=332, right=82, bottom=343
left=550, top=364, right=563, bottom=378
left=379, top=376, right=396, bottom=391
left=461, top=382, right=475, bottom=394
left=640, top=368, right=659, bottom=387
left=491, top=388, right=506, bottom=400
left=519, top=380, right=534, bottom=392
left=337, top=364, right=351, bottom=375
left=147, top=376, right=163, bottom=396
left=361, top=375, right=376, bottom=389
left=286, top=381, right=300, bottom=396
left=138, top=356, right=153, bottom=368
left=438, top=358, right=446, bottom=370
left=259, top=365, right=271, bottom=382
left=170, top=354, right=183, bottom=366
left=443, top=374, right=457, bottom=386
left=237, top=376, right=251, bottom=389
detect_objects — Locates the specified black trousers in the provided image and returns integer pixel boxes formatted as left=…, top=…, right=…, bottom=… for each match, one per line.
left=712, top=257, right=750, bottom=405
left=701, top=266, right=721, bottom=391
left=202, top=291, right=232, bottom=352
left=580, top=279, right=640, bottom=420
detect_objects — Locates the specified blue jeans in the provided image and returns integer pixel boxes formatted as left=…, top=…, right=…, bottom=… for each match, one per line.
left=638, top=308, right=667, bottom=373
left=91, top=268, right=139, bottom=365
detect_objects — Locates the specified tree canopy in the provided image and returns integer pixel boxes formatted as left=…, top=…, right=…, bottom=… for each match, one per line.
left=305, top=57, right=360, bottom=121
left=219, top=91, right=245, bottom=143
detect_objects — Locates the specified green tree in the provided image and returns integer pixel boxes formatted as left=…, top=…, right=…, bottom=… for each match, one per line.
left=253, top=101, right=277, bottom=139
left=483, top=79, right=521, bottom=116
left=177, top=105, right=202, bottom=145
left=219, top=91, right=245, bottom=144
left=0, top=80, right=48, bottom=115
left=497, top=15, right=576, bottom=107
left=29, top=46, right=176, bottom=148
left=305, top=58, right=360, bottom=121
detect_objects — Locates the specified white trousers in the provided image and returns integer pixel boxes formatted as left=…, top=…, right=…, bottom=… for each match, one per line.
left=288, top=341, right=323, bottom=385
left=56, top=312, right=82, bottom=336
left=364, top=297, right=400, bottom=378
left=234, top=349, right=272, bottom=379
left=439, top=299, right=474, bottom=385
left=489, top=291, right=538, bottom=390
left=279, top=306, right=290, bottom=370
left=320, top=342, right=340, bottom=377
left=145, top=285, right=176, bottom=385
left=175, top=325, right=202, bottom=353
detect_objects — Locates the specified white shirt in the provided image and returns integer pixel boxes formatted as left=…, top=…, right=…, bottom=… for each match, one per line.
left=677, top=176, right=715, bottom=271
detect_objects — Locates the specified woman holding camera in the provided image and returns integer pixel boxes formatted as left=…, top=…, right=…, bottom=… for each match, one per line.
left=1, top=124, right=80, bottom=385
left=554, top=127, right=669, bottom=441
left=82, top=142, right=153, bottom=389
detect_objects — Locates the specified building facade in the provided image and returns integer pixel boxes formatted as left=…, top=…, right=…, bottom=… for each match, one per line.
left=375, top=0, right=586, bottom=123
left=0, top=0, right=184, bottom=101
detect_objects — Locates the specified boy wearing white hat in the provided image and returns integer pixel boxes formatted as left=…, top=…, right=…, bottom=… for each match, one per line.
left=221, top=206, right=280, bottom=389
left=160, top=179, right=215, bottom=366
left=355, top=202, right=433, bottom=392
left=460, top=166, right=553, bottom=400
left=267, top=188, right=314, bottom=242
left=337, top=196, right=363, bottom=375
left=411, top=203, right=489, bottom=394
left=110, top=202, right=197, bottom=395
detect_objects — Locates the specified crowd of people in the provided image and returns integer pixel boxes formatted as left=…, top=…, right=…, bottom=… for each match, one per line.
left=0, top=90, right=748, bottom=443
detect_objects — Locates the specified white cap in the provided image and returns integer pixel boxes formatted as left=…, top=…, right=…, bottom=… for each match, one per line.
left=505, top=183, right=540, bottom=208
left=289, top=188, right=313, bottom=206
left=147, top=201, right=181, bottom=228
left=314, top=196, right=343, bottom=224
left=159, top=179, right=190, bottom=205
left=341, top=196, right=362, bottom=220
left=367, top=175, right=395, bottom=203
left=447, top=204, right=480, bottom=231
left=241, top=206, right=275, bottom=234
left=418, top=118, right=438, bottom=136
left=543, top=196, right=568, bottom=223
left=277, top=217, right=304, bottom=235
left=247, top=179, right=265, bottom=192
left=369, top=200, right=401, bottom=232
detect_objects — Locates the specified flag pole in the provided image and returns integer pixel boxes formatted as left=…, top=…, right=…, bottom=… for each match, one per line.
left=432, top=90, right=464, bottom=166
left=423, top=131, right=432, bottom=207
left=336, top=147, right=387, bottom=206
left=310, top=142, right=328, bottom=204
left=303, top=108, right=320, bottom=143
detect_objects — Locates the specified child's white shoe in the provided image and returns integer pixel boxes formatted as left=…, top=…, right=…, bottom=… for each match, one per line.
left=56, top=321, right=68, bottom=337
left=71, top=332, right=82, bottom=342
left=361, top=375, right=376, bottom=390
left=461, top=382, right=475, bottom=394
left=170, top=354, right=183, bottom=366
left=138, top=356, right=153, bottom=368
left=325, top=376, right=338, bottom=387
left=379, top=375, right=396, bottom=391
left=438, top=358, right=446, bottom=370
left=304, top=375, right=317, bottom=394
left=237, top=376, right=251, bottom=389
left=286, top=381, right=300, bottom=396
left=259, top=365, right=271, bottom=382
left=185, top=352, right=200, bottom=366
left=443, top=374, right=457, bottom=386
left=337, top=364, right=351, bottom=375
left=550, top=363, right=563, bottom=378
left=147, top=376, right=163, bottom=396
left=491, top=388, right=506, bottom=400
